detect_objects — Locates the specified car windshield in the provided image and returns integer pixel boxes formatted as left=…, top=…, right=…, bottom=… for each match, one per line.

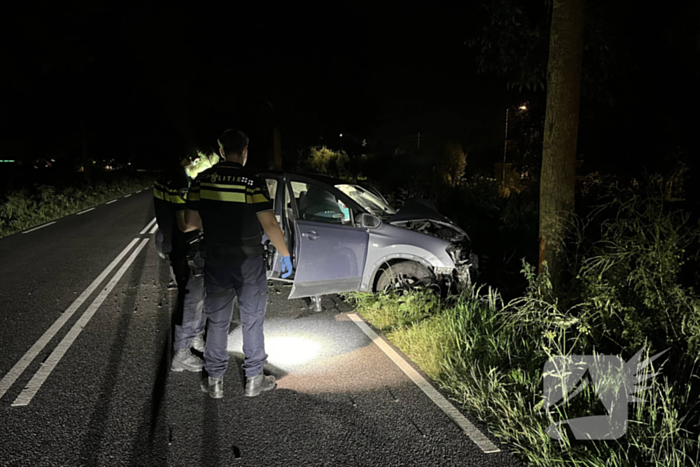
left=335, top=184, right=396, bottom=217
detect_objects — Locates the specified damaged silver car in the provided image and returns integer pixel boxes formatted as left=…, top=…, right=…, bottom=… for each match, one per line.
left=260, top=172, right=478, bottom=307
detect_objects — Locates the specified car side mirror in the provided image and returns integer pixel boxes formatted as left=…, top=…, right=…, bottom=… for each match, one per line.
left=357, top=213, right=381, bottom=229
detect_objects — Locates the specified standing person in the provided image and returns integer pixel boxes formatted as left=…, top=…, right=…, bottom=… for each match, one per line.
left=182, top=129, right=293, bottom=399
left=153, top=152, right=206, bottom=372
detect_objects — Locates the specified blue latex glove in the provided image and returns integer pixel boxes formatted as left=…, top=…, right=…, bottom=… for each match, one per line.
left=281, top=255, right=293, bottom=279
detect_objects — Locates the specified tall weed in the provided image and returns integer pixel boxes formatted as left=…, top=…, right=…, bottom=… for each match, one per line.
left=573, top=194, right=700, bottom=355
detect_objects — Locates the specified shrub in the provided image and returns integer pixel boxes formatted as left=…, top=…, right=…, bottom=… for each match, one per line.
left=0, top=173, right=154, bottom=237
left=573, top=194, right=700, bottom=356
left=297, top=146, right=351, bottom=179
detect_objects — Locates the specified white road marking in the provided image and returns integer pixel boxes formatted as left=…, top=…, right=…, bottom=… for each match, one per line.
left=0, top=239, right=140, bottom=401
left=22, top=222, right=57, bottom=234
left=123, top=194, right=131, bottom=198
left=348, top=313, right=501, bottom=454
left=76, top=208, right=95, bottom=215
left=136, top=190, right=142, bottom=193
left=12, top=238, right=150, bottom=407
left=140, top=217, right=157, bottom=235
left=106, top=199, right=117, bottom=205
left=148, top=223, right=158, bottom=235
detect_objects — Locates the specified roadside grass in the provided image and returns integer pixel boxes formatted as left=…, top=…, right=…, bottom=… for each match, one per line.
left=0, top=174, right=154, bottom=238
left=346, top=192, right=700, bottom=467
left=348, top=284, right=700, bottom=466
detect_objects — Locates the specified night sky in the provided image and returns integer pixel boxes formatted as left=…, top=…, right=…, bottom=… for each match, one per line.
left=1, top=0, right=699, bottom=179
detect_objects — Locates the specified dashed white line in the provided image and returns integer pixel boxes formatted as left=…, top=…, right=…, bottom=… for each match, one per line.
left=22, top=222, right=56, bottom=234
left=106, top=199, right=117, bottom=205
left=136, top=190, right=142, bottom=193
left=140, top=217, right=157, bottom=235
left=123, top=194, right=132, bottom=198
left=0, top=239, right=140, bottom=401
left=148, top=223, right=158, bottom=235
left=348, top=313, right=501, bottom=454
left=12, top=238, right=150, bottom=407
left=76, top=208, right=95, bottom=215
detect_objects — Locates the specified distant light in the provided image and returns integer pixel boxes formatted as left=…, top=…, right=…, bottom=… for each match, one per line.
left=519, top=105, right=528, bottom=110
left=0, top=160, right=15, bottom=163
left=339, top=133, right=343, bottom=137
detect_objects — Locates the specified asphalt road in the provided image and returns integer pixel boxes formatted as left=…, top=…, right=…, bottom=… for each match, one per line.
left=0, top=189, right=525, bottom=467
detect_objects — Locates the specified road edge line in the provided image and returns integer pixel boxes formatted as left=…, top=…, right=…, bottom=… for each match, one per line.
left=347, top=313, right=501, bottom=454
left=22, top=222, right=56, bottom=234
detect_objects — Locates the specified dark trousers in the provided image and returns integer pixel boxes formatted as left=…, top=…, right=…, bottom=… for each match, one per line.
left=203, top=255, right=269, bottom=378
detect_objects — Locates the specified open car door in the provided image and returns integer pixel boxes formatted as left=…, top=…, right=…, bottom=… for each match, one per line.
left=286, top=178, right=369, bottom=299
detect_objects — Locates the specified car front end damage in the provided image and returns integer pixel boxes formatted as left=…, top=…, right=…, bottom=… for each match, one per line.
left=389, top=218, right=478, bottom=292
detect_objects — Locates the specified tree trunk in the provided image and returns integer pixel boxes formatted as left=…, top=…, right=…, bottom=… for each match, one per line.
left=81, top=119, right=92, bottom=183
left=539, top=0, right=585, bottom=290
left=273, top=126, right=283, bottom=170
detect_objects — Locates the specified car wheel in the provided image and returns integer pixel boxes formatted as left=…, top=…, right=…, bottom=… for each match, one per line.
left=375, top=261, right=436, bottom=293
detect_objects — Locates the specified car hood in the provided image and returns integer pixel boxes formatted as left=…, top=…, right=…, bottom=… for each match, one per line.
left=387, top=199, right=468, bottom=238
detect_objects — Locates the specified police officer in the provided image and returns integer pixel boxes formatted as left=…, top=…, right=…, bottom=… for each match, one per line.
left=153, top=152, right=206, bottom=371
left=182, top=129, right=293, bottom=399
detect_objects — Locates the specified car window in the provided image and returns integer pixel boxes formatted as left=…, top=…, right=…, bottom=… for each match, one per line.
left=335, top=184, right=396, bottom=217
left=290, top=181, right=351, bottom=225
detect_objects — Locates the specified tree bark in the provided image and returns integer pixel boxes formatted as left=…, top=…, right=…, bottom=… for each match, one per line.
left=539, top=0, right=585, bottom=289
left=81, top=119, right=92, bottom=183
left=273, top=126, right=283, bottom=170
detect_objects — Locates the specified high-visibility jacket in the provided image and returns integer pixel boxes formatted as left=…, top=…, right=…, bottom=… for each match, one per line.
left=186, top=161, right=272, bottom=257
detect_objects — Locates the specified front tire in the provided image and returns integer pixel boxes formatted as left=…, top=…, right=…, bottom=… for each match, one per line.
left=374, top=261, right=436, bottom=293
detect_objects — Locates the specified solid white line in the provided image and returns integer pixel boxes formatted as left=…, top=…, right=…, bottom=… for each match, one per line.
left=0, top=239, right=140, bottom=401
left=22, top=222, right=56, bottom=234
left=12, top=238, right=150, bottom=407
left=106, top=199, right=117, bottom=205
left=123, top=194, right=131, bottom=198
left=148, top=223, right=158, bottom=235
left=348, top=313, right=501, bottom=454
left=140, top=217, right=157, bottom=235
left=76, top=208, right=95, bottom=215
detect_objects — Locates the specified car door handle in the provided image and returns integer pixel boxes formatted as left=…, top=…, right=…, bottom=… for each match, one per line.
left=302, top=230, right=319, bottom=240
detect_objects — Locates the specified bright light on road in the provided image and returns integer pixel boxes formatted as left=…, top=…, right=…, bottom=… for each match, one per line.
left=266, top=336, right=321, bottom=366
